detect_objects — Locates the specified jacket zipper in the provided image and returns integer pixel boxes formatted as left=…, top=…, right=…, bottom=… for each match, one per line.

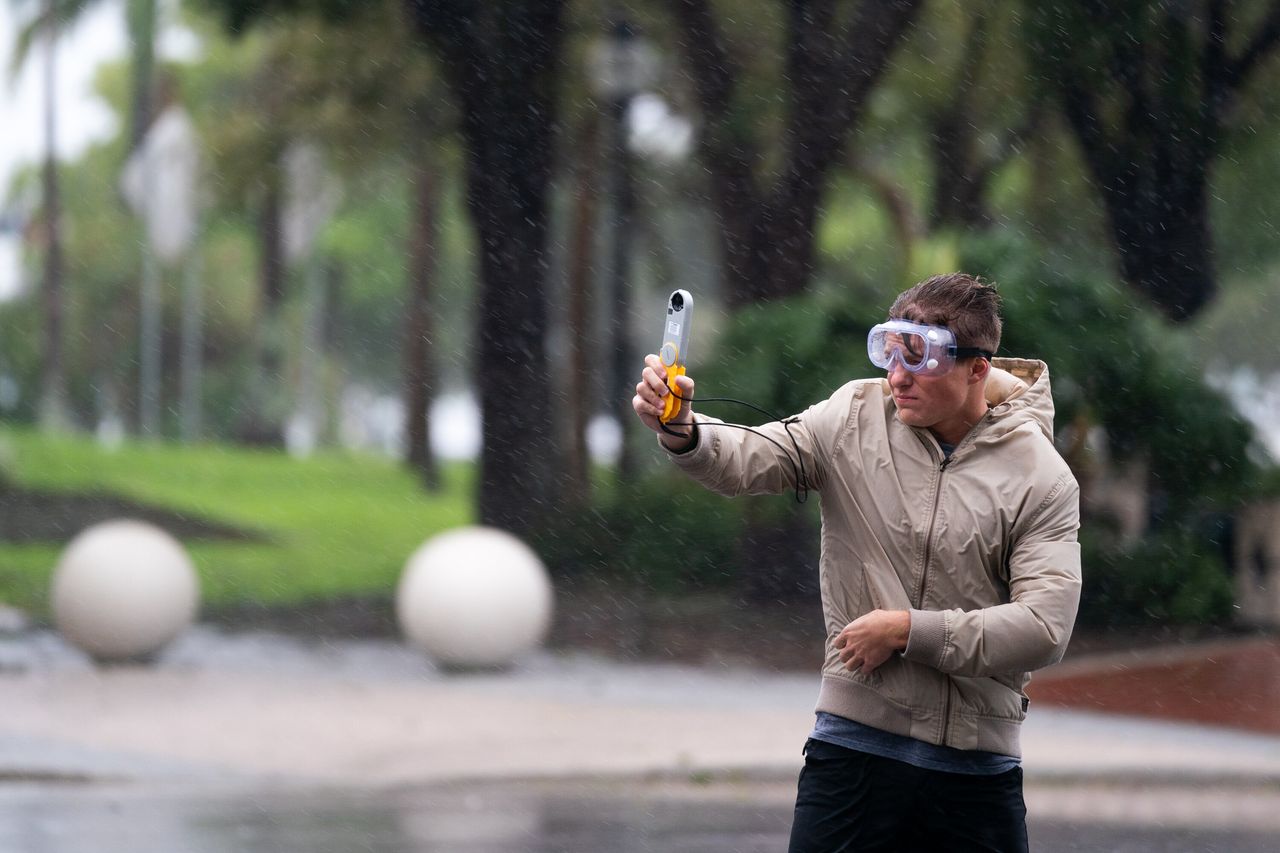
left=919, top=413, right=994, bottom=746
left=916, top=452, right=949, bottom=609
left=918, top=449, right=952, bottom=744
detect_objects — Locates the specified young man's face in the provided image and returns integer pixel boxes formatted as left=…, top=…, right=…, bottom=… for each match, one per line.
left=886, top=356, right=982, bottom=440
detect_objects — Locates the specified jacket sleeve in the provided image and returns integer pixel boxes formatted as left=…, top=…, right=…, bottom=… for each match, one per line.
left=903, top=472, right=1082, bottom=677
left=659, top=381, right=861, bottom=497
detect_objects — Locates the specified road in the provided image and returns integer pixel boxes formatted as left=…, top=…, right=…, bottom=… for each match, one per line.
left=3, top=626, right=1280, bottom=851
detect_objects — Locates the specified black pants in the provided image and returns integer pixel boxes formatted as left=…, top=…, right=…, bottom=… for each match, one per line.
left=787, top=738, right=1028, bottom=853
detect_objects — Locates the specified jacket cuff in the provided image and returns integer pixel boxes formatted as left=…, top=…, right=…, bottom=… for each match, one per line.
left=904, top=608, right=948, bottom=669
left=658, top=415, right=715, bottom=467
left=657, top=422, right=700, bottom=455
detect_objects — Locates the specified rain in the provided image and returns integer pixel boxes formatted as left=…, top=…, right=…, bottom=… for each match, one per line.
left=1, top=0, right=1280, bottom=850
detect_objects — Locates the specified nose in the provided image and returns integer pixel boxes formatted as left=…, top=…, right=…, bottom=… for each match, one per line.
left=888, top=362, right=913, bottom=388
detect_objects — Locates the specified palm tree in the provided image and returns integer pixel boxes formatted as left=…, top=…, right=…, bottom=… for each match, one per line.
left=14, top=0, right=158, bottom=146
left=14, top=0, right=159, bottom=434
left=9, top=0, right=76, bottom=428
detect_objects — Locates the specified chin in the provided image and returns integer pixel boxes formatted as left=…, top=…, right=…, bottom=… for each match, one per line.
left=895, top=410, right=930, bottom=428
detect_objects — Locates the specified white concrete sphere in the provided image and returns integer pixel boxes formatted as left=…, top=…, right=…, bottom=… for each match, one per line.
left=51, top=520, right=200, bottom=662
left=397, top=526, right=553, bottom=669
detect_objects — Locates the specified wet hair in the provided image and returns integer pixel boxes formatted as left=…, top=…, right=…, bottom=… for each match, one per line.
left=888, top=273, right=1002, bottom=356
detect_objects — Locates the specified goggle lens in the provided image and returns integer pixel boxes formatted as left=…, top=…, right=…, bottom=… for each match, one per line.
left=881, top=332, right=928, bottom=367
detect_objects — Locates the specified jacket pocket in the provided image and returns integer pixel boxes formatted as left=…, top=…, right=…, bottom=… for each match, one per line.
left=950, top=674, right=1027, bottom=722
left=822, top=562, right=920, bottom=698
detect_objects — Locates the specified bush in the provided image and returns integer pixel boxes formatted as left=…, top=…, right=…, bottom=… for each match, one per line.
left=1078, top=529, right=1236, bottom=626
left=535, top=471, right=750, bottom=594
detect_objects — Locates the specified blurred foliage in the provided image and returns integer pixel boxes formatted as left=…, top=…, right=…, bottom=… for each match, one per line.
left=965, top=232, right=1261, bottom=514
left=534, top=472, right=745, bottom=594
left=1078, top=529, right=1236, bottom=627
left=1, top=0, right=472, bottom=436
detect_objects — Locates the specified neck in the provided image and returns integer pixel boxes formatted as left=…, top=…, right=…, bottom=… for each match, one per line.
left=929, top=393, right=990, bottom=447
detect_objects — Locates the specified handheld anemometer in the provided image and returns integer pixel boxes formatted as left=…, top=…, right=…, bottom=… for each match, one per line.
left=659, top=289, right=694, bottom=423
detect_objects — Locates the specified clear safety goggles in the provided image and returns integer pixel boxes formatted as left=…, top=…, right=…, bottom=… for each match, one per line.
left=867, top=319, right=993, bottom=377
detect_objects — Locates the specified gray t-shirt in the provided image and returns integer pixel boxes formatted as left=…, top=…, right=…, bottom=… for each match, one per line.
left=810, top=712, right=1020, bottom=775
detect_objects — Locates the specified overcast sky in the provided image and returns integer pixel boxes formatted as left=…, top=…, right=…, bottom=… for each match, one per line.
left=0, top=0, right=127, bottom=194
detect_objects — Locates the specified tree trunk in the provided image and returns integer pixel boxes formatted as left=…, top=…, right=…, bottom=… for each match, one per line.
left=605, top=96, right=639, bottom=479
left=260, top=171, right=286, bottom=315
left=38, top=0, right=68, bottom=431
left=1026, top=0, right=1280, bottom=322
left=563, top=113, right=600, bottom=506
left=1092, top=160, right=1215, bottom=322
left=466, top=152, right=559, bottom=534
left=403, top=147, right=441, bottom=490
left=664, top=0, right=923, bottom=600
left=407, top=0, right=567, bottom=538
left=925, top=6, right=992, bottom=232
left=667, top=0, right=924, bottom=307
left=1057, top=82, right=1218, bottom=321
left=125, top=0, right=157, bottom=150
left=928, top=109, right=991, bottom=231
left=239, top=166, right=286, bottom=446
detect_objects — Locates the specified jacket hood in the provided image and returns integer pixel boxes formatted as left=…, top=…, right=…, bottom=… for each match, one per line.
left=982, top=357, right=1056, bottom=443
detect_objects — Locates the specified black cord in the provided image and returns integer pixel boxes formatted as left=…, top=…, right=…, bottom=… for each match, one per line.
left=659, top=391, right=811, bottom=503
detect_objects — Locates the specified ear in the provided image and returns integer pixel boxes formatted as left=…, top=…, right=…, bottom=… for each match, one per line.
left=968, top=357, right=991, bottom=386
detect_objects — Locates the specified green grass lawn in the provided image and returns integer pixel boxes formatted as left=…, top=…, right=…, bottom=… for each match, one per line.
left=0, top=426, right=474, bottom=617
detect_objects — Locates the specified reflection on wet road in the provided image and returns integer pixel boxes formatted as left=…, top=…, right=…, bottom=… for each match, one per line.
left=2, top=779, right=1278, bottom=853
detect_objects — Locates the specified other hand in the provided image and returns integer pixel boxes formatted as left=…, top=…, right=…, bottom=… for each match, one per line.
left=834, top=610, right=911, bottom=674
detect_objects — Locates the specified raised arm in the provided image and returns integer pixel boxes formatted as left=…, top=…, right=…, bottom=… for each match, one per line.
left=633, top=354, right=852, bottom=496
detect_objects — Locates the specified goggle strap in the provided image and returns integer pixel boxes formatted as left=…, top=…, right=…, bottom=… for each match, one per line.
left=951, top=346, right=994, bottom=360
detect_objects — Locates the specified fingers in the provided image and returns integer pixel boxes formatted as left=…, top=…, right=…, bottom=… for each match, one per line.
left=835, top=623, right=866, bottom=672
left=839, top=645, right=866, bottom=673
left=638, top=355, right=669, bottom=402
left=673, top=374, right=695, bottom=403
left=630, top=357, right=663, bottom=420
left=835, top=629, right=856, bottom=670
left=632, top=354, right=699, bottom=432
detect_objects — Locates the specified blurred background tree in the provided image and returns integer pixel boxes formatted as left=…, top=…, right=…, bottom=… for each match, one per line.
left=2, top=0, right=1278, bottom=628
left=1025, top=0, right=1280, bottom=321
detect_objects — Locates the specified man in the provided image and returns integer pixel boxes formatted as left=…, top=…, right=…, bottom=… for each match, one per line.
left=632, top=273, right=1081, bottom=852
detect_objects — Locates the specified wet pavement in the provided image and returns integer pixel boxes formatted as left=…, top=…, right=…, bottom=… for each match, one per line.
left=3, top=625, right=1280, bottom=851
left=3, top=778, right=1279, bottom=853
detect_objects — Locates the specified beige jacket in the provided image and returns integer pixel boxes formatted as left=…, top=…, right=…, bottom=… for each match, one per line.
left=664, top=357, right=1081, bottom=758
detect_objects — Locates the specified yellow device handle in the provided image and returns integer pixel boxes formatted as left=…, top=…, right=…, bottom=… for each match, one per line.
left=661, top=365, right=687, bottom=423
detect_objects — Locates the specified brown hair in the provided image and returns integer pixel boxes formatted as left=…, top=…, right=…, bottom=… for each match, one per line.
left=888, top=273, right=1002, bottom=355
